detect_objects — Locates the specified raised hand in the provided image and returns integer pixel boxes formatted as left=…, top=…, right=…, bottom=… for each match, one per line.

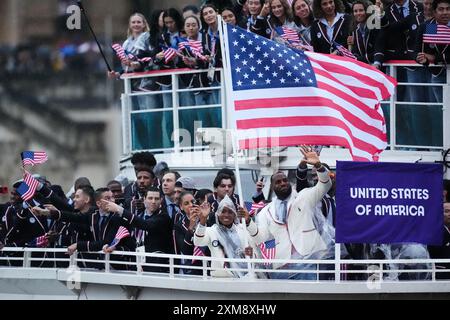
left=198, top=201, right=211, bottom=225
left=256, top=179, right=265, bottom=194
left=188, top=210, right=199, bottom=232
left=260, top=1, right=271, bottom=17
left=237, top=205, right=250, bottom=225
left=299, top=145, right=321, bottom=165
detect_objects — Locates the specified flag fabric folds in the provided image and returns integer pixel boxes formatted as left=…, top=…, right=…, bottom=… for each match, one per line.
left=16, top=171, right=40, bottom=201
left=223, top=24, right=396, bottom=161
left=109, top=226, right=131, bottom=247
left=258, top=239, right=276, bottom=264
left=423, top=23, right=450, bottom=44
left=21, top=151, right=48, bottom=167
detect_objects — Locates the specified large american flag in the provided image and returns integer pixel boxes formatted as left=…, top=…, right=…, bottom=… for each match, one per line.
left=109, top=226, right=130, bottom=247
left=223, top=24, right=396, bottom=161
left=423, top=23, right=450, bottom=44
left=259, top=239, right=276, bottom=265
left=16, top=171, right=40, bottom=201
left=21, top=151, right=48, bottom=167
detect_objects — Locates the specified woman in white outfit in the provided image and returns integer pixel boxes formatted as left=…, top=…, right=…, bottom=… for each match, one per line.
left=194, top=195, right=257, bottom=278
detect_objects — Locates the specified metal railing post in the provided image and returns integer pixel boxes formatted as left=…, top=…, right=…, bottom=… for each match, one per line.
left=335, top=243, right=341, bottom=283
left=70, top=252, right=77, bottom=267
left=136, top=246, right=144, bottom=275
left=105, top=253, right=110, bottom=273
left=23, top=249, right=31, bottom=268
left=389, top=65, right=397, bottom=150
left=172, top=74, right=180, bottom=153
left=220, top=69, right=227, bottom=129
left=202, top=259, right=208, bottom=279
left=169, top=256, right=175, bottom=278
left=443, top=68, right=450, bottom=179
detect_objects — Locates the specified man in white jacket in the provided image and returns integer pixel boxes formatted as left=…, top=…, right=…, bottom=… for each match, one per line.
left=240, top=146, right=334, bottom=280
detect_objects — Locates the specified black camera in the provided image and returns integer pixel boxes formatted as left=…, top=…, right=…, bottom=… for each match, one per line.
left=0, top=186, right=8, bottom=194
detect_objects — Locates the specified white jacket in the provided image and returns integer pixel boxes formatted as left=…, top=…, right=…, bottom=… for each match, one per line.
left=248, top=169, right=332, bottom=268
left=194, top=223, right=258, bottom=278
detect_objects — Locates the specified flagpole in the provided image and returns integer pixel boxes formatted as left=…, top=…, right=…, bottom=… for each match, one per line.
left=217, top=15, right=244, bottom=208
left=77, top=0, right=112, bottom=72
left=218, top=17, right=255, bottom=278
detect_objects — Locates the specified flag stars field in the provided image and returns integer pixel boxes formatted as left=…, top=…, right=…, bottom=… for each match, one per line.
left=224, top=24, right=396, bottom=160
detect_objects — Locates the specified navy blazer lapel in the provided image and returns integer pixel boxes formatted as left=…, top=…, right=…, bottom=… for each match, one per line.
left=355, top=26, right=363, bottom=56
left=102, top=213, right=115, bottom=240
left=332, top=17, right=345, bottom=42
left=318, top=22, right=331, bottom=45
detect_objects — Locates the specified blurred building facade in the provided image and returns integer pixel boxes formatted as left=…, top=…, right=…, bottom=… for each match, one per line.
left=0, top=0, right=199, bottom=200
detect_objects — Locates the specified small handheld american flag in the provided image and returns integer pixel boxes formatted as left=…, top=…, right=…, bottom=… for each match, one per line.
left=112, top=43, right=134, bottom=63
left=112, top=43, right=152, bottom=64
left=21, top=151, right=48, bottom=167
left=162, top=46, right=178, bottom=63
left=245, top=201, right=266, bottom=217
left=192, top=246, right=206, bottom=263
left=177, top=38, right=208, bottom=61
left=35, top=235, right=49, bottom=248
left=332, top=41, right=356, bottom=60
left=109, top=226, right=130, bottom=247
left=275, top=26, right=301, bottom=44
left=16, top=171, right=40, bottom=201
left=423, top=23, right=450, bottom=44
left=258, top=239, right=276, bottom=265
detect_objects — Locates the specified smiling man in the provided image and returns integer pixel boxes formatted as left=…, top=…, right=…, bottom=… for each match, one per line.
left=242, top=146, right=334, bottom=280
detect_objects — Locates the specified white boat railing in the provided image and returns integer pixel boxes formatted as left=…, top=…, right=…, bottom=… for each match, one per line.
left=119, top=62, right=450, bottom=169
left=1, top=247, right=450, bottom=287
left=121, top=68, right=226, bottom=155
